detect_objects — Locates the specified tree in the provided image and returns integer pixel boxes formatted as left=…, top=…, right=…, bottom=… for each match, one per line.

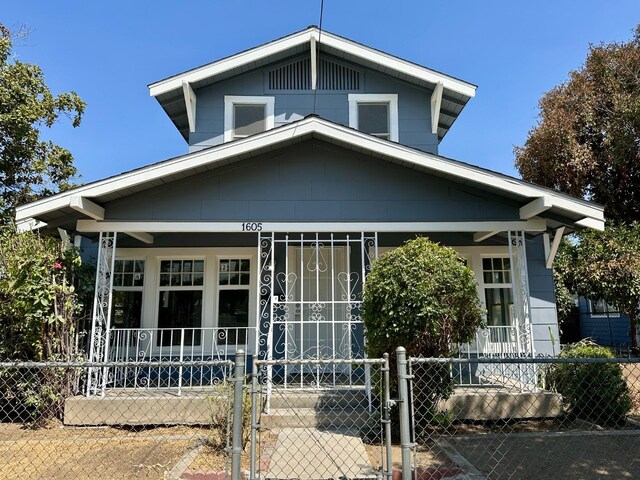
left=562, top=224, right=640, bottom=353
left=363, top=237, right=484, bottom=359
left=515, top=25, right=640, bottom=223
left=0, top=24, right=85, bottom=221
left=363, top=237, right=484, bottom=429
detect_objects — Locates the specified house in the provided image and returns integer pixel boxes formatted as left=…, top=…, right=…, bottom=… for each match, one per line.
left=577, top=298, right=637, bottom=351
left=15, top=27, right=605, bottom=394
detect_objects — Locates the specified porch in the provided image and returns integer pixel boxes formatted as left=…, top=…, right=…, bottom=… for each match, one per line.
left=84, top=226, right=539, bottom=396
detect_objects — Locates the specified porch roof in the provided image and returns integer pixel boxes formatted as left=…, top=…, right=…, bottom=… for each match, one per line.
left=15, top=115, right=604, bottom=233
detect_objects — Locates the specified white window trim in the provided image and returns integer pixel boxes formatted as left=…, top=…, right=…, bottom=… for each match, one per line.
left=115, top=247, right=257, bottom=354
left=215, top=255, right=255, bottom=350
left=224, top=95, right=275, bottom=142
left=111, top=258, right=146, bottom=329
left=588, top=298, right=621, bottom=318
left=348, top=93, right=399, bottom=142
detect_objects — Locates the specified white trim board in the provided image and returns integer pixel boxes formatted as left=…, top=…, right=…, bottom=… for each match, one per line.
left=76, top=219, right=548, bottom=234
left=15, top=116, right=604, bottom=229
left=148, top=27, right=477, bottom=99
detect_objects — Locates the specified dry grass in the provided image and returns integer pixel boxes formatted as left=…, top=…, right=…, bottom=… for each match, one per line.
left=0, top=423, right=218, bottom=479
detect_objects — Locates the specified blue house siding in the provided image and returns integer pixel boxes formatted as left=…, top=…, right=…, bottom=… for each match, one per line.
left=578, top=297, right=633, bottom=348
left=189, top=55, right=438, bottom=154
left=104, top=140, right=520, bottom=223
left=527, top=235, right=560, bottom=356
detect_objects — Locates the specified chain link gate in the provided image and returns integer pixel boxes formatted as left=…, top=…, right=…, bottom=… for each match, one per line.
left=249, top=356, right=392, bottom=480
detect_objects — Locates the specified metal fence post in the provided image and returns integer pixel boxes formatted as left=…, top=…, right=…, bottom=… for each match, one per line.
left=396, top=347, right=411, bottom=480
left=231, top=349, right=246, bottom=480
left=382, top=353, right=393, bottom=480
left=249, top=358, right=260, bottom=480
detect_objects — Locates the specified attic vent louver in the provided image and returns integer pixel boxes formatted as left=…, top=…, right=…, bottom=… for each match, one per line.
left=268, top=57, right=360, bottom=91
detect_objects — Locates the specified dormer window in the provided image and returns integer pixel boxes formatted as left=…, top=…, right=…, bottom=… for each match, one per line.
left=224, top=96, right=275, bottom=142
left=348, top=94, right=398, bottom=142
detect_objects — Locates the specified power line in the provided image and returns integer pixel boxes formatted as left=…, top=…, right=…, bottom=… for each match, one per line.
left=312, top=0, right=325, bottom=115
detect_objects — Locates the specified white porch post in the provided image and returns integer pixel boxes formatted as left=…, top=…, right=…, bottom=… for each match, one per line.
left=508, top=231, right=534, bottom=357
left=87, top=232, right=117, bottom=396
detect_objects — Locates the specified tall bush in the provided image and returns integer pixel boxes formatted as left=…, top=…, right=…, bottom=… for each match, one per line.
left=363, top=237, right=484, bottom=358
left=550, top=340, right=631, bottom=425
left=0, top=225, right=89, bottom=421
left=363, top=237, right=484, bottom=426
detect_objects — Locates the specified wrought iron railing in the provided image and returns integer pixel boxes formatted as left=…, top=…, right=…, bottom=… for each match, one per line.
left=454, top=324, right=536, bottom=388
left=106, top=327, right=256, bottom=389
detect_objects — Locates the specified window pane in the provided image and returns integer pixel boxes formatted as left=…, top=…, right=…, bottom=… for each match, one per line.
left=219, top=272, right=229, bottom=285
left=485, top=288, right=513, bottom=326
left=113, top=273, right=123, bottom=287
left=160, top=261, right=171, bottom=273
left=220, top=260, right=229, bottom=272
left=134, top=260, right=145, bottom=273
left=159, top=273, right=170, bottom=286
left=240, top=259, right=250, bottom=272
left=133, top=273, right=144, bottom=287
left=158, top=290, right=203, bottom=346
left=171, top=273, right=181, bottom=286
left=229, top=260, right=239, bottom=272
left=183, top=260, right=193, bottom=273
left=193, top=272, right=204, bottom=286
left=218, top=290, right=249, bottom=344
left=183, top=273, right=192, bottom=286
left=122, top=273, right=133, bottom=287
left=171, top=261, right=182, bottom=273
left=358, top=103, right=389, bottom=136
left=194, top=261, right=204, bottom=272
left=111, top=291, right=142, bottom=329
left=234, top=105, right=266, bottom=137
left=240, top=273, right=250, bottom=285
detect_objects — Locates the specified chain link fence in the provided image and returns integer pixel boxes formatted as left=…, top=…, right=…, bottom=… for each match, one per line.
left=3, top=351, right=640, bottom=479
left=250, top=356, right=392, bottom=480
left=402, top=354, right=640, bottom=480
left=0, top=359, right=234, bottom=479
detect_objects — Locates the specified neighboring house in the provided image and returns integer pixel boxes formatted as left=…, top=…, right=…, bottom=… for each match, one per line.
left=15, top=27, right=604, bottom=394
left=578, top=298, right=637, bottom=350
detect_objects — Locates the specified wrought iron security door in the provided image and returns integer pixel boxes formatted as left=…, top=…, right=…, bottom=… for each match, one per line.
left=256, top=232, right=377, bottom=387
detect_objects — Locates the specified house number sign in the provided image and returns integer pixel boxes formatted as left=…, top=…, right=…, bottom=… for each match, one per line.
left=241, top=222, right=263, bottom=231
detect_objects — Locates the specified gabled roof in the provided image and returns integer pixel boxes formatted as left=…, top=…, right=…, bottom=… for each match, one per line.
left=15, top=116, right=604, bottom=232
left=149, top=26, right=477, bottom=142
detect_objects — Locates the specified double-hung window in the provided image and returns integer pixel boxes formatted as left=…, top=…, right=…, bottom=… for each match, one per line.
left=348, top=94, right=398, bottom=141
left=217, top=258, right=251, bottom=345
left=224, top=96, right=275, bottom=142
left=157, top=259, right=204, bottom=346
left=111, top=260, right=145, bottom=329
left=482, top=257, right=514, bottom=327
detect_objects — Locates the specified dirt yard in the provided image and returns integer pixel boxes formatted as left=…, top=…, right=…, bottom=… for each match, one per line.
left=0, top=423, right=246, bottom=479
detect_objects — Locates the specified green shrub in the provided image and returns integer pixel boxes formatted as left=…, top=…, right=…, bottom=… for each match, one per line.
left=363, top=237, right=484, bottom=428
left=363, top=237, right=484, bottom=358
left=550, top=340, right=631, bottom=425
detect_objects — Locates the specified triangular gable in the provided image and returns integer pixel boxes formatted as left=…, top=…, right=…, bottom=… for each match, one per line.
left=15, top=116, right=604, bottom=231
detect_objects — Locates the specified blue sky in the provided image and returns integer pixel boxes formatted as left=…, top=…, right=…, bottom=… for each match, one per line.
left=3, top=1, right=640, bottom=183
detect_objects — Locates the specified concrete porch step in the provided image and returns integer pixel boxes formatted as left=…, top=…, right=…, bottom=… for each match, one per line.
left=261, top=407, right=374, bottom=429
left=268, top=389, right=370, bottom=409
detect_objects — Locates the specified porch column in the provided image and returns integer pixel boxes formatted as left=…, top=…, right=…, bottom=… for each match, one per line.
left=508, top=231, right=534, bottom=356
left=87, top=232, right=117, bottom=396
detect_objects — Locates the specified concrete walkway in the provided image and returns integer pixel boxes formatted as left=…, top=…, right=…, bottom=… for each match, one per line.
left=266, top=428, right=377, bottom=480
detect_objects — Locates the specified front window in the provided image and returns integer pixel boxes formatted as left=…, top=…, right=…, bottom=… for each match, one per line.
left=348, top=94, right=398, bottom=141
left=157, top=259, right=204, bottom=346
left=217, top=258, right=251, bottom=344
left=482, top=257, right=513, bottom=327
left=111, top=260, right=145, bottom=329
left=224, top=96, right=275, bottom=142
